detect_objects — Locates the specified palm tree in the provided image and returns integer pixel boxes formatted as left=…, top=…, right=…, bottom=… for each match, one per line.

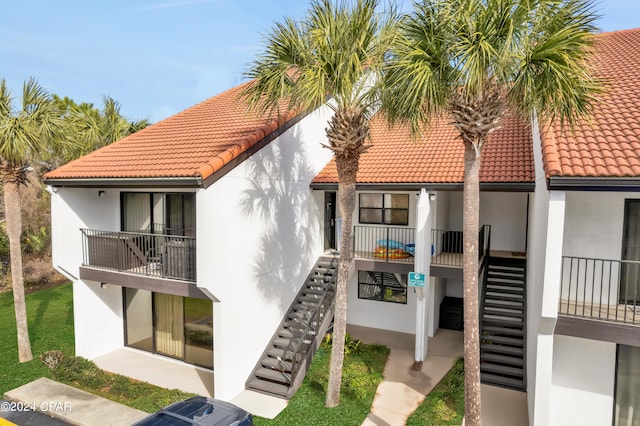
left=383, top=0, right=600, bottom=423
left=0, top=78, right=64, bottom=362
left=50, top=95, right=149, bottom=167
left=242, top=0, right=397, bottom=407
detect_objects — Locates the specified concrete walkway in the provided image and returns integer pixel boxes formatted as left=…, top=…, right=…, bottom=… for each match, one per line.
left=348, top=325, right=464, bottom=426
left=4, top=328, right=528, bottom=425
left=349, top=325, right=529, bottom=426
left=4, top=378, right=147, bottom=426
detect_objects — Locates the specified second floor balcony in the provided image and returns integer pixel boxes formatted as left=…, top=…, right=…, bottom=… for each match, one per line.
left=81, top=228, right=196, bottom=283
left=352, top=225, right=491, bottom=268
left=559, top=256, right=640, bottom=326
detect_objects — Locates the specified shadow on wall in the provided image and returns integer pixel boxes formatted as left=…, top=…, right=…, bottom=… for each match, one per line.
left=239, top=125, right=323, bottom=313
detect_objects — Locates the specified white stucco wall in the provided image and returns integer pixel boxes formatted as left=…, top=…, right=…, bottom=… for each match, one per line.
left=73, top=280, right=124, bottom=359
left=563, top=192, right=629, bottom=259
left=50, top=187, right=120, bottom=280
left=346, top=272, right=417, bottom=333
left=549, top=335, right=616, bottom=426
left=447, top=191, right=528, bottom=253
left=196, top=106, right=334, bottom=400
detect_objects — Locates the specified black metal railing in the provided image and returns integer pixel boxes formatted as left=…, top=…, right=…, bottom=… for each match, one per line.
left=353, top=225, right=415, bottom=263
left=352, top=224, right=491, bottom=267
left=431, top=229, right=462, bottom=266
left=289, top=283, right=335, bottom=382
left=559, top=256, right=640, bottom=325
left=431, top=225, right=491, bottom=267
left=81, top=228, right=196, bottom=282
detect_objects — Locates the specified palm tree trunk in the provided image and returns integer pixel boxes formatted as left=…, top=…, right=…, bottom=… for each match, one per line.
left=3, top=179, right=33, bottom=362
left=463, top=143, right=481, bottom=425
left=325, top=160, right=357, bottom=408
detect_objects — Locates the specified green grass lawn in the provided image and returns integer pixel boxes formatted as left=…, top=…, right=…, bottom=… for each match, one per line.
left=0, top=283, right=75, bottom=395
left=406, top=357, right=465, bottom=426
left=0, top=283, right=463, bottom=424
left=254, top=342, right=389, bottom=426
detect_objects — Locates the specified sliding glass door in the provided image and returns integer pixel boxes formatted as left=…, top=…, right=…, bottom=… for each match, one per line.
left=124, top=288, right=153, bottom=351
left=615, top=345, right=640, bottom=425
left=124, top=290, right=213, bottom=369
left=154, top=293, right=185, bottom=358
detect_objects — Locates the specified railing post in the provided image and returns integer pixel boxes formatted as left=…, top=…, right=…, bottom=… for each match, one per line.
left=385, top=227, right=390, bottom=262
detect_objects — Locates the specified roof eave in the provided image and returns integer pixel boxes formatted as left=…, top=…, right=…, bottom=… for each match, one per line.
left=548, top=176, right=640, bottom=192
left=310, top=182, right=534, bottom=192
left=43, top=176, right=204, bottom=189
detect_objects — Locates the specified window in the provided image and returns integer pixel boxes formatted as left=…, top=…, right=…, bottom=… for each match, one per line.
left=124, top=289, right=213, bottom=369
left=615, top=344, right=640, bottom=425
left=121, top=192, right=195, bottom=235
left=359, top=193, right=409, bottom=225
left=358, top=271, right=407, bottom=304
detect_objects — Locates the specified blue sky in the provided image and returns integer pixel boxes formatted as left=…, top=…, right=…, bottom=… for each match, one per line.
left=1, top=0, right=637, bottom=123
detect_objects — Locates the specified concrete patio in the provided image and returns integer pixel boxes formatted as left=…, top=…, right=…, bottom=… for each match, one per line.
left=94, top=347, right=214, bottom=397
left=80, top=328, right=528, bottom=425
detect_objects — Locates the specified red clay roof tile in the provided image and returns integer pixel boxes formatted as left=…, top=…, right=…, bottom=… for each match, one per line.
left=541, top=28, right=640, bottom=178
left=313, top=111, right=533, bottom=185
left=44, top=83, right=295, bottom=182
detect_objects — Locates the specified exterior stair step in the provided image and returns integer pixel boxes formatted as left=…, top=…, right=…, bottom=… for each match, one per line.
left=483, top=308, right=524, bottom=318
left=480, top=363, right=524, bottom=377
left=484, top=293, right=524, bottom=303
left=485, top=285, right=524, bottom=295
left=261, top=357, right=292, bottom=372
left=267, top=348, right=294, bottom=361
left=483, top=300, right=524, bottom=309
left=246, top=378, right=290, bottom=398
left=298, top=295, right=322, bottom=304
left=482, top=335, right=523, bottom=346
left=273, top=337, right=293, bottom=348
left=278, top=328, right=304, bottom=339
left=480, top=352, right=524, bottom=367
left=486, top=276, right=525, bottom=285
left=480, top=373, right=525, bottom=390
left=255, top=367, right=292, bottom=384
left=481, top=343, right=524, bottom=356
left=482, top=325, right=524, bottom=336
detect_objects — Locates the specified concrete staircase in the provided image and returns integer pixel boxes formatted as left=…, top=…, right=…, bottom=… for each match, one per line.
left=246, top=256, right=338, bottom=399
left=480, top=257, right=526, bottom=391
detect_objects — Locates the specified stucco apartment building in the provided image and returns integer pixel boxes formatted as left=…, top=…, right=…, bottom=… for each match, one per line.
left=44, top=28, right=640, bottom=425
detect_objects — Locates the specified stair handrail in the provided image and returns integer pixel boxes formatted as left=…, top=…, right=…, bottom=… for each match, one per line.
left=245, top=256, right=337, bottom=398
left=288, top=289, right=333, bottom=380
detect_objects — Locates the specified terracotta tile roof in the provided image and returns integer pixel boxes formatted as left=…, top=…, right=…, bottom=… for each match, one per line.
left=312, top=111, right=533, bottom=185
left=541, top=28, right=640, bottom=178
left=44, top=82, right=295, bottom=183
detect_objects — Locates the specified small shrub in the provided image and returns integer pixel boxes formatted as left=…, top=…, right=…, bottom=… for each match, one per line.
left=321, top=332, right=364, bottom=355
left=54, top=356, right=108, bottom=389
left=40, top=350, right=64, bottom=370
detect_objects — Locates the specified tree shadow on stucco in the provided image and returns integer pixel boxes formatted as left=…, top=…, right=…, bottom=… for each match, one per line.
left=239, top=125, right=324, bottom=313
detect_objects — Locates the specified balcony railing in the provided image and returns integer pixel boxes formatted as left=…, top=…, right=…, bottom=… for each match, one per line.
left=81, top=229, right=196, bottom=282
left=559, top=256, right=640, bottom=325
left=353, top=226, right=415, bottom=263
left=352, top=225, right=491, bottom=267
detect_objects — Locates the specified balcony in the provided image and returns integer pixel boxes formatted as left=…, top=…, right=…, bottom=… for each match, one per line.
left=81, top=229, right=196, bottom=283
left=558, top=256, right=640, bottom=326
left=352, top=225, right=491, bottom=268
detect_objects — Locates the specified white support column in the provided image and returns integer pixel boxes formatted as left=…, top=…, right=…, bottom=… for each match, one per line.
left=533, top=190, right=566, bottom=426
left=414, top=189, right=433, bottom=362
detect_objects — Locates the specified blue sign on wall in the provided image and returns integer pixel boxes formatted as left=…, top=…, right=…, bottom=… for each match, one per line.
left=408, top=272, right=425, bottom=287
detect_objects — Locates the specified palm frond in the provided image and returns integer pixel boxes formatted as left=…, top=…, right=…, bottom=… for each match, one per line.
left=242, top=0, right=395, bottom=121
